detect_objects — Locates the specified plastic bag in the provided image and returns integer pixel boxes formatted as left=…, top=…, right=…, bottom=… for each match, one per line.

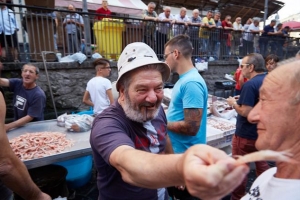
left=92, top=53, right=102, bottom=59
left=59, top=55, right=75, bottom=63
left=64, top=114, right=94, bottom=132
left=57, top=114, right=94, bottom=132
left=70, top=52, right=87, bottom=64
left=57, top=113, right=68, bottom=127
left=195, top=61, right=208, bottom=71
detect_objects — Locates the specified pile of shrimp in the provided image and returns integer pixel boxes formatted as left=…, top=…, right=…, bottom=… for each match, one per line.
left=9, top=132, right=74, bottom=161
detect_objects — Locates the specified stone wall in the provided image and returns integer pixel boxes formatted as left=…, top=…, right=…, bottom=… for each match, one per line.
left=1, top=60, right=238, bottom=119
left=199, top=60, right=239, bottom=91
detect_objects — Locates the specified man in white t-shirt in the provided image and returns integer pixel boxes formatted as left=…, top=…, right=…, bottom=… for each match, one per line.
left=83, top=58, right=114, bottom=115
left=242, top=59, right=300, bottom=200
left=157, top=6, right=174, bottom=59
left=242, top=17, right=262, bottom=56
left=173, top=7, right=190, bottom=36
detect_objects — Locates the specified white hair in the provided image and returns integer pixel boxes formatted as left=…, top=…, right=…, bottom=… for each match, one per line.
left=253, top=17, right=261, bottom=22
left=192, top=9, right=199, bottom=14
left=164, top=6, right=171, bottom=11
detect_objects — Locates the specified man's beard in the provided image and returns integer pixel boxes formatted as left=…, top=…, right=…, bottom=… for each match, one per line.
left=123, top=91, right=161, bottom=123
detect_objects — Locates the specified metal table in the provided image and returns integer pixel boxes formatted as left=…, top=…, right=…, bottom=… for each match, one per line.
left=7, top=120, right=92, bottom=169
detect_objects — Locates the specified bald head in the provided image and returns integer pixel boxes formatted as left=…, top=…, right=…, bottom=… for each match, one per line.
left=68, top=4, right=75, bottom=11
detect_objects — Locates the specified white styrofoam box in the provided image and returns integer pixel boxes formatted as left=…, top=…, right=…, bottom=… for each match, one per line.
left=207, top=134, right=233, bottom=149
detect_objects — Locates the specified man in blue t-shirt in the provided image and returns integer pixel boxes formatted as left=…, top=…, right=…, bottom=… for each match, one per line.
left=90, top=42, right=249, bottom=200
left=165, top=35, right=208, bottom=199
left=259, top=19, right=277, bottom=57
left=227, top=53, right=269, bottom=200
left=0, top=63, right=46, bottom=131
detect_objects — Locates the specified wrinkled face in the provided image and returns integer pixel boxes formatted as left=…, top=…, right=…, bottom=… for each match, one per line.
left=148, top=4, right=155, bottom=13
left=193, top=11, right=199, bottom=18
left=240, top=56, right=252, bottom=79
left=120, top=69, right=164, bottom=123
left=214, top=14, right=220, bottom=20
left=247, top=69, right=300, bottom=151
left=164, top=9, right=171, bottom=17
left=180, top=9, right=186, bottom=17
left=21, top=65, right=38, bottom=85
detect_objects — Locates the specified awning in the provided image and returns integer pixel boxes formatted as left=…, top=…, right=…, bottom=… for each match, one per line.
left=55, top=0, right=147, bottom=16
left=282, top=21, right=300, bottom=30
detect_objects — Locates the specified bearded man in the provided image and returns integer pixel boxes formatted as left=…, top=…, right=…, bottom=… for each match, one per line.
left=90, top=42, right=249, bottom=200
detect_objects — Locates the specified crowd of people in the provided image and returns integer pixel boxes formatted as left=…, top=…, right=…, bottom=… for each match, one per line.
left=1, top=1, right=300, bottom=200
left=143, top=2, right=293, bottom=61
left=1, top=32, right=300, bottom=199
left=0, top=0, right=298, bottom=62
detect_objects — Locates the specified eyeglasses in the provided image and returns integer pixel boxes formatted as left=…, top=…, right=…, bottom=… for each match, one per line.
left=163, top=51, right=174, bottom=60
left=240, top=63, right=250, bottom=68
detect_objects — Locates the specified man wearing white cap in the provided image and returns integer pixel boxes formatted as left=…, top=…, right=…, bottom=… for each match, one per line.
left=90, top=42, right=249, bottom=200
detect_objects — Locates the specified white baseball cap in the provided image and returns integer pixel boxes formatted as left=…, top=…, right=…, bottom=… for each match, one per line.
left=116, top=42, right=170, bottom=91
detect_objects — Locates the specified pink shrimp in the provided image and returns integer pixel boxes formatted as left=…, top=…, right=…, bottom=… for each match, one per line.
left=235, top=150, right=298, bottom=165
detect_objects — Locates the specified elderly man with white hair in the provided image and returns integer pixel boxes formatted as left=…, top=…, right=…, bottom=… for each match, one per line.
left=142, top=2, right=158, bottom=49
left=173, top=7, right=191, bottom=36
left=188, top=9, right=202, bottom=58
left=157, top=6, right=174, bottom=60
left=242, top=17, right=263, bottom=56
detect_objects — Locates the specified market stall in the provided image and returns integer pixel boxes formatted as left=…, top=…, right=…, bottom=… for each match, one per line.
left=7, top=120, right=92, bottom=169
left=7, top=90, right=236, bottom=169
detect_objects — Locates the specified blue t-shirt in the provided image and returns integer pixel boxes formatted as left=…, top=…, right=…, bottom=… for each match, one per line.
left=9, top=79, right=46, bottom=121
left=167, top=68, right=208, bottom=153
left=236, top=73, right=266, bottom=140
left=90, top=101, right=169, bottom=200
left=261, top=25, right=274, bottom=37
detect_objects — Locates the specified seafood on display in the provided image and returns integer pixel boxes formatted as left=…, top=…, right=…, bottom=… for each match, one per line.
left=9, top=131, right=74, bottom=161
left=207, top=117, right=236, bottom=132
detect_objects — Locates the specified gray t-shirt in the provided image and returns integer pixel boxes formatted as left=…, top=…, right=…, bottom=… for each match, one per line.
left=90, top=101, right=169, bottom=200
left=63, top=13, right=83, bottom=34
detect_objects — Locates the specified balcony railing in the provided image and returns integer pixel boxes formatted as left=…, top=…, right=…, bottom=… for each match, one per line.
left=0, top=4, right=299, bottom=63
